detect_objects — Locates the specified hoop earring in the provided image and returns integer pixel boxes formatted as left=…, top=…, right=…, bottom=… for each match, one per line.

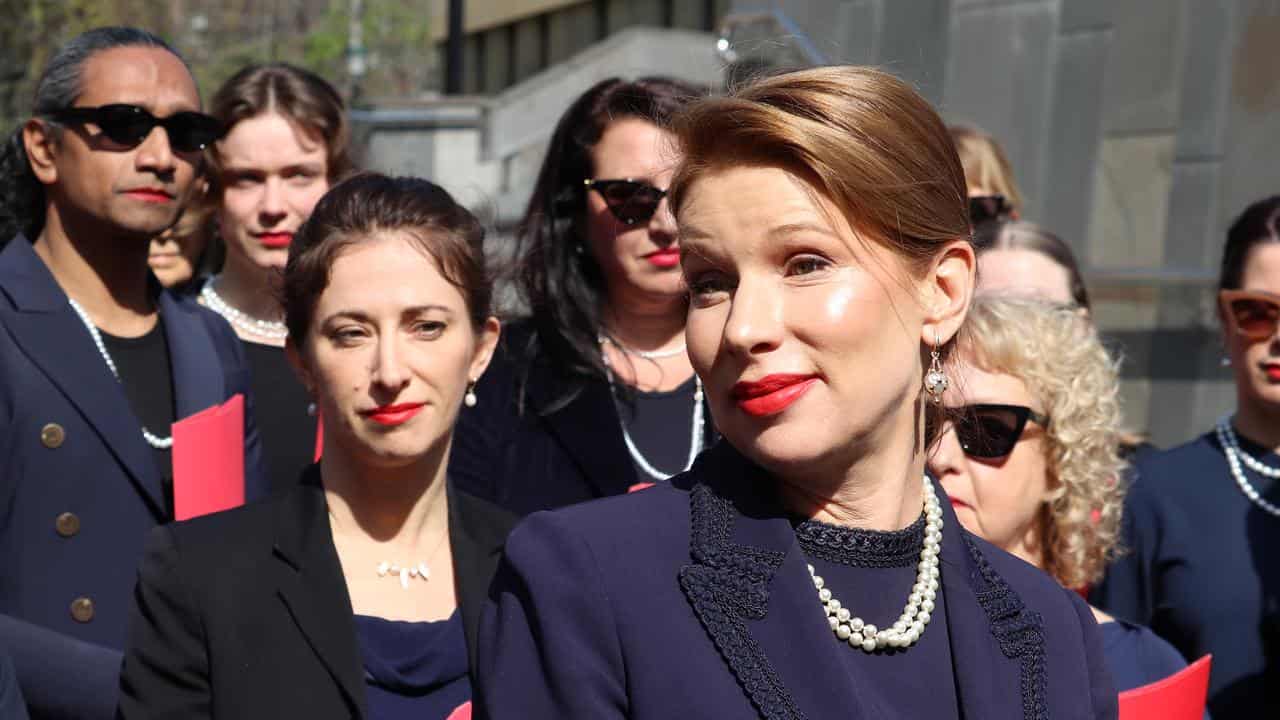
left=923, top=331, right=949, bottom=403
left=464, top=380, right=478, bottom=408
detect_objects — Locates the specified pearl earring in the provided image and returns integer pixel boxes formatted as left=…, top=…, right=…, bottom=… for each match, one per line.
left=464, top=381, right=478, bottom=408
left=923, top=331, right=948, bottom=403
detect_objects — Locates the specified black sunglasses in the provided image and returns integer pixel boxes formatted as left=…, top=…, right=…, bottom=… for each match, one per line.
left=584, top=178, right=668, bottom=225
left=968, top=194, right=1012, bottom=226
left=46, top=104, right=222, bottom=154
left=939, top=403, right=1049, bottom=459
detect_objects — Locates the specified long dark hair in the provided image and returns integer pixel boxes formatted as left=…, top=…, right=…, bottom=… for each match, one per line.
left=0, top=27, right=183, bottom=243
left=973, top=219, right=1091, bottom=310
left=1219, top=195, right=1280, bottom=292
left=512, top=76, right=703, bottom=409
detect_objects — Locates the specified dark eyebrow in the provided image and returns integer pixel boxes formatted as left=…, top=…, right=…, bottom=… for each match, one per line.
left=322, top=305, right=454, bottom=324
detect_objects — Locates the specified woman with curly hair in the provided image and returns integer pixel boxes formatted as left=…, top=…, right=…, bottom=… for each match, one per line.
left=928, top=295, right=1188, bottom=693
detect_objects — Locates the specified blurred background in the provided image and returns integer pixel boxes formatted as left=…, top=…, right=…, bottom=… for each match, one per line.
left=2, top=0, right=1278, bottom=447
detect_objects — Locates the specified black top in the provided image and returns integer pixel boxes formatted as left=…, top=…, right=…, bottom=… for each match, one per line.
left=450, top=320, right=716, bottom=516
left=242, top=341, right=317, bottom=493
left=1098, top=619, right=1188, bottom=694
left=616, top=375, right=702, bottom=481
left=355, top=612, right=470, bottom=719
left=101, top=323, right=176, bottom=514
left=794, top=515, right=961, bottom=718
left=1092, top=430, right=1280, bottom=718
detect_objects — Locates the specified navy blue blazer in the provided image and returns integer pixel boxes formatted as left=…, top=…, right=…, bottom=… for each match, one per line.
left=477, top=443, right=1118, bottom=719
left=0, top=236, right=266, bottom=719
left=450, top=320, right=716, bottom=516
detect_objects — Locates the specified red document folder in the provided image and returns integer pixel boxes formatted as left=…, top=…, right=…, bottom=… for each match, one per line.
left=172, top=394, right=246, bottom=521
left=1118, top=654, right=1211, bottom=720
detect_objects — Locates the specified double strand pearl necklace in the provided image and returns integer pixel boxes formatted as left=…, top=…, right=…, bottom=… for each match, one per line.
left=1215, top=416, right=1280, bottom=517
left=808, top=474, right=943, bottom=652
left=67, top=298, right=174, bottom=449
left=200, top=276, right=288, bottom=341
left=599, top=340, right=705, bottom=481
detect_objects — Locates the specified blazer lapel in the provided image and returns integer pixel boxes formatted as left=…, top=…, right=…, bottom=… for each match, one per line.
left=676, top=446, right=864, bottom=720
left=159, top=291, right=226, bottom=419
left=936, top=488, right=1047, bottom=720
left=447, top=483, right=520, bottom=671
left=527, top=369, right=636, bottom=498
left=0, top=238, right=165, bottom=516
left=272, top=468, right=367, bottom=719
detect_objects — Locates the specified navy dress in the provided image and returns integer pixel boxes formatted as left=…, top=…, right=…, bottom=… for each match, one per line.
left=477, top=442, right=1118, bottom=719
left=1091, top=430, right=1280, bottom=718
left=355, top=612, right=470, bottom=719
left=1099, top=619, right=1188, bottom=691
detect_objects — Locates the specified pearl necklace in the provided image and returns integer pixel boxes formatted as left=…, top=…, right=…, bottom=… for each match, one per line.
left=808, top=475, right=943, bottom=652
left=377, top=561, right=432, bottom=590
left=600, top=347, right=705, bottom=481
left=1215, top=416, right=1280, bottom=517
left=599, top=334, right=687, bottom=360
left=373, top=527, right=450, bottom=590
left=200, top=276, right=288, bottom=341
left=67, top=298, right=174, bottom=449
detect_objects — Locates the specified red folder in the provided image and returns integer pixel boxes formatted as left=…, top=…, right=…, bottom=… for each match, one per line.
left=1118, top=654, right=1211, bottom=720
left=171, top=394, right=246, bottom=521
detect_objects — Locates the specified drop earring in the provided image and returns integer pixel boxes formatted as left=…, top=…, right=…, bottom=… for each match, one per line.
left=923, top=331, right=948, bottom=403
left=464, top=380, right=478, bottom=408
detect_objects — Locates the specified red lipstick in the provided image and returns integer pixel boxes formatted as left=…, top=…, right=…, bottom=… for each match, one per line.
left=124, top=188, right=173, bottom=203
left=361, top=403, right=424, bottom=426
left=732, top=374, right=819, bottom=417
left=256, top=231, right=293, bottom=249
left=1264, top=364, right=1280, bottom=382
left=645, top=247, right=680, bottom=268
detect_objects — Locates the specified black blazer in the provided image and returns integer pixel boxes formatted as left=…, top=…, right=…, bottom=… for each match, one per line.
left=450, top=320, right=715, bottom=516
left=477, top=443, right=1119, bottom=719
left=116, top=465, right=520, bottom=719
left=0, top=235, right=265, bottom=719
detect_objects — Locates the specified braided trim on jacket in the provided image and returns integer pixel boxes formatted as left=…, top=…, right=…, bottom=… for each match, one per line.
left=794, top=512, right=925, bottom=568
left=678, top=482, right=805, bottom=720
left=963, top=532, right=1049, bottom=720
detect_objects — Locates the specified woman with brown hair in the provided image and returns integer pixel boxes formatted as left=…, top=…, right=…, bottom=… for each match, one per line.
left=118, top=173, right=517, bottom=719
left=475, top=67, right=1116, bottom=719
left=199, top=63, right=353, bottom=490
left=1093, top=195, right=1280, bottom=717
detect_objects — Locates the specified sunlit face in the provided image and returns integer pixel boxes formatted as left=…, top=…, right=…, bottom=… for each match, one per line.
left=1224, top=243, right=1280, bottom=409
left=217, top=112, right=329, bottom=271
left=40, top=46, right=203, bottom=238
left=978, top=248, right=1075, bottom=306
left=294, top=234, right=499, bottom=469
left=679, top=165, right=932, bottom=477
left=583, top=117, right=683, bottom=305
left=927, top=356, right=1052, bottom=567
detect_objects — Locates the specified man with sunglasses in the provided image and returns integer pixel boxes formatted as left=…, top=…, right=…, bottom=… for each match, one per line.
left=0, top=27, right=264, bottom=718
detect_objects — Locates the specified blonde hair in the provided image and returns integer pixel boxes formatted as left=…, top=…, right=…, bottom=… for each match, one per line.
left=957, top=295, right=1125, bottom=589
left=949, top=124, right=1023, bottom=214
left=668, top=66, right=971, bottom=444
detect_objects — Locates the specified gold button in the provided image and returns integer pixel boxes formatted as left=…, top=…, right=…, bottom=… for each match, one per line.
left=55, top=512, right=80, bottom=538
left=70, top=597, right=94, bottom=623
left=40, top=423, right=65, bottom=449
